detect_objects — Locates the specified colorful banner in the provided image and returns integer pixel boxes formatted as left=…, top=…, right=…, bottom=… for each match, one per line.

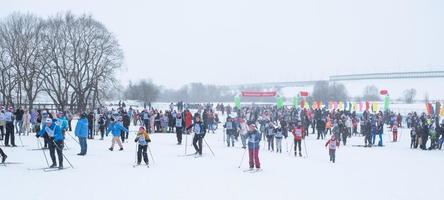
left=241, top=91, right=277, bottom=97
left=373, top=102, right=379, bottom=112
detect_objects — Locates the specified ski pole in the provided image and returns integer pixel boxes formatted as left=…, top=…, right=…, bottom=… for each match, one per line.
left=303, top=138, right=308, bottom=158
left=238, top=148, right=247, bottom=168
left=52, top=140, right=74, bottom=169
left=17, top=132, right=25, bottom=147
left=203, top=138, right=215, bottom=157
left=147, top=143, right=155, bottom=164
left=37, top=137, right=50, bottom=168
left=184, top=131, right=188, bottom=155
left=134, top=143, right=138, bottom=164
left=66, top=132, right=80, bottom=145
left=285, top=138, right=288, bottom=153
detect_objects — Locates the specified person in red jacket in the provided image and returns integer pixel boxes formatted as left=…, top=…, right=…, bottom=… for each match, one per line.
left=184, top=110, right=193, bottom=134
left=325, top=135, right=340, bottom=163
left=292, top=121, right=304, bottom=157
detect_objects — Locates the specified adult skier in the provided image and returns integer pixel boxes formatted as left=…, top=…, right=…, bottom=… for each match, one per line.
left=246, top=123, right=261, bottom=171
left=37, top=118, right=65, bottom=169
left=190, top=115, right=205, bottom=156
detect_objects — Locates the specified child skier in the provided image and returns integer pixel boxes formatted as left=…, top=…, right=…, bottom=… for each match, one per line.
left=325, top=135, right=340, bottom=163
left=292, top=122, right=304, bottom=157
left=391, top=124, right=398, bottom=142
left=134, top=127, right=151, bottom=166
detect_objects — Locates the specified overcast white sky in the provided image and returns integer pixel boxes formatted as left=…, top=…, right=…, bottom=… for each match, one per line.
left=1, top=0, right=444, bottom=89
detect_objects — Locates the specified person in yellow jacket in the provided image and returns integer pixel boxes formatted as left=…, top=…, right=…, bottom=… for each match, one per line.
left=134, top=127, right=151, bottom=166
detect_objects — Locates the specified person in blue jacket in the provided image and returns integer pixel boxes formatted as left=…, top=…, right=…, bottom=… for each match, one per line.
left=56, top=112, right=69, bottom=136
left=246, top=123, right=262, bottom=171
left=37, top=118, right=65, bottom=169
left=107, top=118, right=128, bottom=151
left=75, top=113, right=89, bottom=156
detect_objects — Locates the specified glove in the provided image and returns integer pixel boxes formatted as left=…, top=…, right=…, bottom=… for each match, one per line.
left=36, top=134, right=40, bottom=138
left=147, top=139, right=151, bottom=143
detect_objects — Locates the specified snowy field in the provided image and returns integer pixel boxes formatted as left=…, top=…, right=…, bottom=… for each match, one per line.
left=1, top=121, right=443, bottom=200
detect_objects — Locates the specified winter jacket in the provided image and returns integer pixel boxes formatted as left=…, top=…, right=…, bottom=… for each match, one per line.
left=107, top=122, right=128, bottom=137
left=325, top=138, right=340, bottom=150
left=135, top=131, right=151, bottom=146
left=38, top=121, right=64, bottom=142
left=292, top=127, right=303, bottom=141
left=75, top=118, right=89, bottom=138
left=191, top=121, right=206, bottom=138
left=57, top=116, right=69, bottom=131
left=247, top=130, right=262, bottom=149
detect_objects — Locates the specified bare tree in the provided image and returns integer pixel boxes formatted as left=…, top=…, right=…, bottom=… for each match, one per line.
left=362, top=85, right=381, bottom=101
left=0, top=13, right=46, bottom=109
left=402, top=88, right=416, bottom=104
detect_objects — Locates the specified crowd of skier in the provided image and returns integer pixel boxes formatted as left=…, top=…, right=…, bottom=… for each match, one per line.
left=0, top=102, right=443, bottom=171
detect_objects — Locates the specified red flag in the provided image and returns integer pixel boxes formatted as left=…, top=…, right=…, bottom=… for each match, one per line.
left=365, top=101, right=369, bottom=111
left=300, top=99, right=305, bottom=108
left=300, top=91, right=309, bottom=97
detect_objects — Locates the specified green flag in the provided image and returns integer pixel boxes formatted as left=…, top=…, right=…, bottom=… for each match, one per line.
left=384, top=95, right=390, bottom=111
left=235, top=96, right=241, bottom=109
left=277, top=96, right=284, bottom=109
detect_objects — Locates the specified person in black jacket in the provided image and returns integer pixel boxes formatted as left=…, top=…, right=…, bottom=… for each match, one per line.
left=122, top=112, right=131, bottom=140
left=189, top=115, right=206, bottom=156
left=87, top=112, right=94, bottom=139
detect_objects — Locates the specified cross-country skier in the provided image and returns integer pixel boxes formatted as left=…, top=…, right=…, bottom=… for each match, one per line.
left=189, top=115, right=205, bottom=156
left=292, top=121, right=304, bottom=157
left=134, top=127, right=151, bottom=166
left=37, top=118, right=65, bottom=169
left=75, top=113, right=88, bottom=156
left=107, top=118, right=128, bottom=151
left=246, top=123, right=261, bottom=171
left=275, top=126, right=284, bottom=153
left=224, top=116, right=236, bottom=147
left=325, top=134, right=340, bottom=163
left=175, top=112, right=184, bottom=145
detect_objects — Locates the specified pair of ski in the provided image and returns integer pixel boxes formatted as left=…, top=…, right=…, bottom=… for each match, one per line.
left=133, top=164, right=149, bottom=168
left=243, top=168, right=263, bottom=173
left=178, top=153, right=203, bottom=158
left=1, top=162, right=23, bottom=166
left=27, top=166, right=70, bottom=172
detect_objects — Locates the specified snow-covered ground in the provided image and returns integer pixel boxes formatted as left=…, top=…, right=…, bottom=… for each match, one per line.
left=1, top=121, right=443, bottom=200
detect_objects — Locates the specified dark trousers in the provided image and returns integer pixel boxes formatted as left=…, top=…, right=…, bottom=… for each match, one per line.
left=99, top=126, right=105, bottom=139
left=124, top=125, right=129, bottom=139
left=120, top=131, right=126, bottom=143
left=79, top=137, right=87, bottom=155
left=68, top=120, right=72, bottom=131
left=317, top=129, right=324, bottom=139
left=294, top=140, right=302, bottom=154
left=137, top=145, right=149, bottom=164
left=88, top=127, right=93, bottom=139
left=329, top=149, right=336, bottom=162
left=192, top=135, right=203, bottom=155
left=4, top=122, right=15, bottom=146
left=49, top=139, right=64, bottom=166
left=0, top=125, right=4, bottom=140
left=176, top=127, right=183, bottom=144
left=0, top=147, right=6, bottom=158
